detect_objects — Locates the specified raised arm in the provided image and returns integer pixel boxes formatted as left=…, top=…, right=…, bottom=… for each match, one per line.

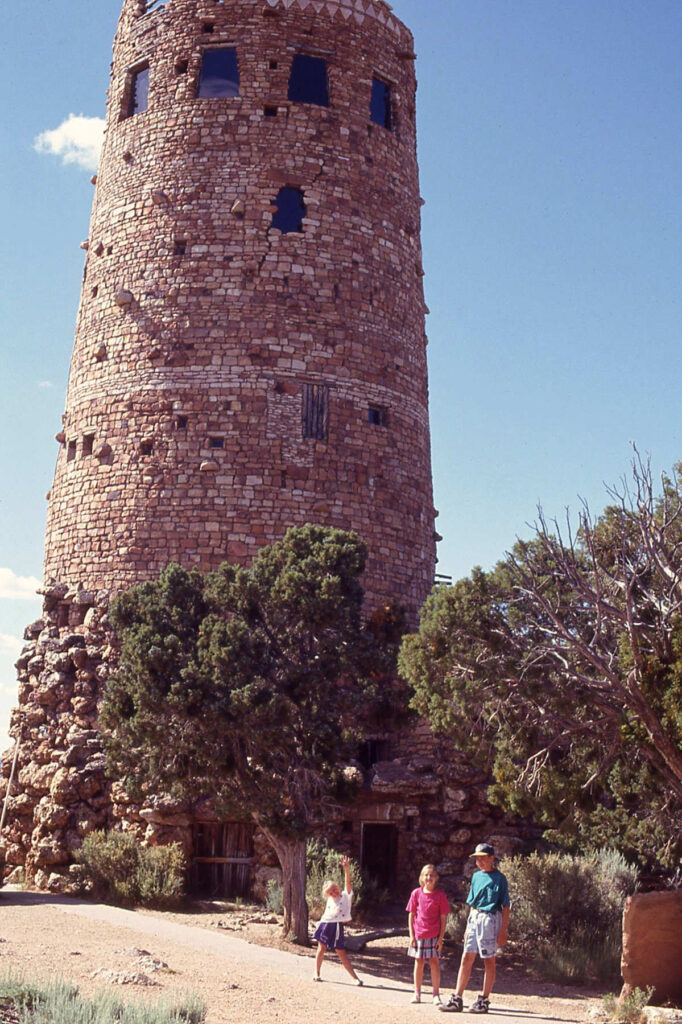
left=341, top=854, right=352, bottom=894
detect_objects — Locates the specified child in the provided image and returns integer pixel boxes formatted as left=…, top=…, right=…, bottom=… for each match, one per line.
left=406, top=863, right=450, bottom=1005
left=312, top=854, right=363, bottom=986
left=439, top=842, right=510, bottom=1014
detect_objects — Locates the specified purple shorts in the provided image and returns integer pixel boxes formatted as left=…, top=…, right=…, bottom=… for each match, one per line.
left=314, top=921, right=346, bottom=950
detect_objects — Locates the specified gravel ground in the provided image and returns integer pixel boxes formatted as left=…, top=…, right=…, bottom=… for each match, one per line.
left=0, top=891, right=606, bottom=1024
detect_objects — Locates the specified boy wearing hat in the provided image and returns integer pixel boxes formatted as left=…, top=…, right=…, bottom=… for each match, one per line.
left=439, top=842, right=510, bottom=1014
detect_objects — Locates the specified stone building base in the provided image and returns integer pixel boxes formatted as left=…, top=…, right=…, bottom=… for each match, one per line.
left=1, top=585, right=537, bottom=900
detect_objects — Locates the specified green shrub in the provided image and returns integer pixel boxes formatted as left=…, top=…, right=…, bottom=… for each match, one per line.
left=265, top=878, right=283, bottom=915
left=0, top=970, right=205, bottom=1023
left=445, top=905, right=469, bottom=943
left=306, top=839, right=363, bottom=919
left=603, top=986, right=653, bottom=1024
left=499, top=849, right=638, bottom=985
left=77, top=830, right=186, bottom=908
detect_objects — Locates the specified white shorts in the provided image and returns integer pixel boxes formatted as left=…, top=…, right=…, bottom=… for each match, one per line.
left=463, top=908, right=501, bottom=959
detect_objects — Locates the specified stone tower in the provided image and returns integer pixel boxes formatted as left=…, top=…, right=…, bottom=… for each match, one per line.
left=44, top=0, right=436, bottom=618
left=1, top=0, right=491, bottom=896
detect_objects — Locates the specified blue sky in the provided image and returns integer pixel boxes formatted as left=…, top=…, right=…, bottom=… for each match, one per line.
left=1, top=0, right=681, bottom=743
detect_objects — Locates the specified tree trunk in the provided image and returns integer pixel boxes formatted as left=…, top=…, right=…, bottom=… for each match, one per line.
left=263, top=830, right=309, bottom=944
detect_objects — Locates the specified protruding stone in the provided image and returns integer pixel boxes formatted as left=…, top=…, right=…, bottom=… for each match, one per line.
left=114, top=289, right=134, bottom=306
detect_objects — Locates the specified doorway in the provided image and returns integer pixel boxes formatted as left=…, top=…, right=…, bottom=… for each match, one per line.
left=190, top=822, right=254, bottom=899
left=361, top=822, right=397, bottom=891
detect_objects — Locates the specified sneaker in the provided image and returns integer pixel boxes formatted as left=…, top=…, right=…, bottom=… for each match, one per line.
left=439, top=994, right=464, bottom=1013
left=470, top=995, right=490, bottom=1014
left=312, top=975, right=322, bottom=982
left=410, top=993, right=421, bottom=1004
left=433, top=994, right=443, bottom=1006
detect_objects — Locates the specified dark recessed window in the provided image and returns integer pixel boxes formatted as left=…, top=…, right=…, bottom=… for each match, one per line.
left=175, top=59, right=189, bottom=75
left=370, top=77, right=392, bottom=129
left=302, top=383, right=329, bottom=441
left=368, top=407, right=385, bottom=426
left=269, top=59, right=278, bottom=70
left=174, top=240, right=187, bottom=256
left=176, top=415, right=188, bottom=429
left=209, top=437, right=224, bottom=449
left=67, top=440, right=77, bottom=462
left=198, top=48, right=240, bottom=98
left=140, top=440, right=153, bottom=456
left=271, top=187, right=306, bottom=234
left=288, top=54, right=329, bottom=107
left=202, top=21, right=215, bottom=33
left=125, top=65, right=150, bottom=118
left=264, top=104, right=277, bottom=117
left=82, top=434, right=95, bottom=456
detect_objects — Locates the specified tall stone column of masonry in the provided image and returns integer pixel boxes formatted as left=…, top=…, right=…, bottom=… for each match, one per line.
left=44, top=0, right=437, bottom=617
left=1, top=0, right=437, bottom=889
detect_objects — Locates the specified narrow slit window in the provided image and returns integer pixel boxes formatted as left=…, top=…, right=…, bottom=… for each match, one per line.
left=125, top=65, right=150, bottom=118
left=368, top=407, right=385, bottom=426
left=82, top=433, right=95, bottom=456
left=198, top=48, right=240, bottom=98
left=370, top=77, right=392, bottom=129
left=288, top=54, right=329, bottom=107
left=271, top=187, right=306, bottom=234
left=302, top=383, right=329, bottom=441
left=67, top=440, right=77, bottom=462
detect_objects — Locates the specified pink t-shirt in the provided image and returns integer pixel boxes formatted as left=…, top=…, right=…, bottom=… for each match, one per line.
left=406, top=886, right=450, bottom=940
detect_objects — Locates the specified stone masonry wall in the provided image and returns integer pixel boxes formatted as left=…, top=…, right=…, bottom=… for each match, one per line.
left=2, top=588, right=537, bottom=895
left=43, top=0, right=436, bottom=623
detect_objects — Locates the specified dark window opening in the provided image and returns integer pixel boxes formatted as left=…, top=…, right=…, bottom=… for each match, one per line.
left=264, top=104, right=277, bottom=117
left=175, top=59, right=189, bottom=75
left=341, top=820, right=353, bottom=834
left=174, top=240, right=187, bottom=256
left=302, top=383, right=329, bottom=441
left=358, top=738, right=390, bottom=770
left=370, top=77, right=392, bottom=129
left=280, top=470, right=287, bottom=488
left=125, top=65, right=150, bottom=118
left=271, top=187, right=306, bottom=234
left=202, top=21, right=215, bottom=33
left=176, top=415, right=188, bottom=429
left=91, top=286, right=98, bottom=298
left=82, top=434, right=95, bottom=456
left=368, top=407, right=385, bottom=426
left=67, top=440, right=76, bottom=462
left=288, top=54, right=329, bottom=107
left=198, top=48, right=240, bottom=98
left=269, top=59, right=278, bottom=70
left=209, top=436, right=224, bottom=449
left=106, top=245, right=113, bottom=255
left=140, top=440, right=153, bottom=456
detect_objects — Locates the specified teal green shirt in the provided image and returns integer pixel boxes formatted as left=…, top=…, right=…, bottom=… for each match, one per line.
left=466, top=869, right=509, bottom=913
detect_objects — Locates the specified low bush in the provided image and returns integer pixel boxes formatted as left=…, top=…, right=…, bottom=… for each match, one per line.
left=265, top=878, right=283, bottom=915
left=0, top=970, right=205, bottom=1023
left=77, top=830, right=186, bottom=908
left=499, top=849, right=638, bottom=985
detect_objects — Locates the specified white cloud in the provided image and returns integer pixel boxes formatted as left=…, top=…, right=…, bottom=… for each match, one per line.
left=0, top=568, right=41, bottom=601
left=0, top=633, right=23, bottom=657
left=38, top=381, right=53, bottom=389
left=34, top=113, right=105, bottom=172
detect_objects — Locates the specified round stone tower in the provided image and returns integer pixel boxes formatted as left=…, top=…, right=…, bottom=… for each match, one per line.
left=2, top=0, right=450, bottom=893
left=44, top=0, right=436, bottom=619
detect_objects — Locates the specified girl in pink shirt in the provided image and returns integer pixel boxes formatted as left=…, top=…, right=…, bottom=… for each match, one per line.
left=406, top=863, right=450, bottom=1005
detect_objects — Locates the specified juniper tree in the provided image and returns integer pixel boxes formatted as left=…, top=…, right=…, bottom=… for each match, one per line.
left=101, top=524, right=404, bottom=942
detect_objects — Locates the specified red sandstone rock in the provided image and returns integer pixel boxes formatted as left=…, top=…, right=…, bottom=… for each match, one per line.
left=621, top=890, right=682, bottom=1004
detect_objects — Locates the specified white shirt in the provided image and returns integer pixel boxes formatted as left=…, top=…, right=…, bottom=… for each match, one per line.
left=320, top=888, right=353, bottom=923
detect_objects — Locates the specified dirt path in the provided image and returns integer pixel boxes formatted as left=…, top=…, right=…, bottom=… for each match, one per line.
left=0, top=891, right=604, bottom=1024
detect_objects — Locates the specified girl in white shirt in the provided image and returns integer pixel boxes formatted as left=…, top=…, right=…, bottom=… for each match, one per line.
left=312, top=855, right=363, bottom=985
